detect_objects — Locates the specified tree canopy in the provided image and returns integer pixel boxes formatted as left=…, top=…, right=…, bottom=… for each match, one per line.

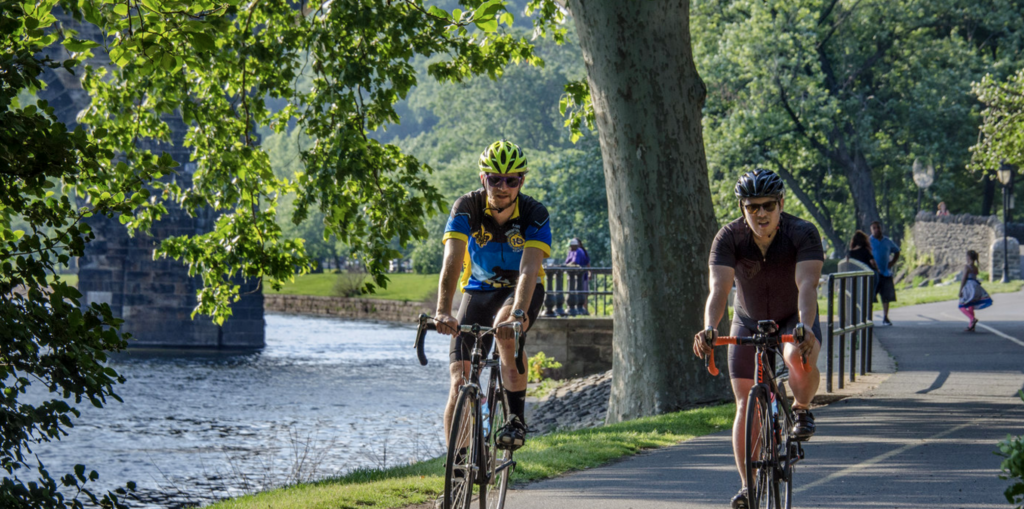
left=3, top=0, right=567, bottom=505
left=692, top=0, right=1024, bottom=250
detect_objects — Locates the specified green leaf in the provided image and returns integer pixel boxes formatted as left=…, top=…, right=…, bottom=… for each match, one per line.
left=63, top=38, right=101, bottom=52
left=475, top=18, right=499, bottom=33
left=191, top=32, right=216, bottom=52
left=427, top=6, right=448, bottom=19
left=113, top=3, right=128, bottom=16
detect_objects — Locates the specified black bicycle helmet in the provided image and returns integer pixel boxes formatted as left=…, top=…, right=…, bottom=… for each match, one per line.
left=734, top=169, right=785, bottom=198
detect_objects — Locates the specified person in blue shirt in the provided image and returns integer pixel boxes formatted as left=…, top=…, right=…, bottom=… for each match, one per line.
left=565, top=238, right=591, bottom=314
left=869, top=221, right=901, bottom=326
left=433, top=140, right=552, bottom=457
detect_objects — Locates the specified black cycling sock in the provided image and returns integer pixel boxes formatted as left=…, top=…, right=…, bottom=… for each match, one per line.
left=507, top=389, right=527, bottom=424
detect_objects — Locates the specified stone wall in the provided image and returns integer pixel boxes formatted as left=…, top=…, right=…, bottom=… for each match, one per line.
left=265, top=295, right=613, bottom=377
left=44, top=10, right=264, bottom=348
left=264, top=294, right=432, bottom=323
left=990, top=237, right=1022, bottom=281
left=912, top=212, right=999, bottom=272
left=527, top=318, right=613, bottom=379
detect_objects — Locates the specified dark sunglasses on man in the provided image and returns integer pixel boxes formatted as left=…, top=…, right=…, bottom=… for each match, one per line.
left=484, top=173, right=525, bottom=189
left=742, top=200, right=779, bottom=214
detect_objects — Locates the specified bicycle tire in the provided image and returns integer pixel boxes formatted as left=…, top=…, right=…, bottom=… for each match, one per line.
left=482, top=386, right=511, bottom=509
left=445, top=388, right=479, bottom=509
left=745, top=385, right=779, bottom=509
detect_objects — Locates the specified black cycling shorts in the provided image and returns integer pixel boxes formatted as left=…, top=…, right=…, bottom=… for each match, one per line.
left=728, top=313, right=822, bottom=380
left=450, top=285, right=545, bottom=363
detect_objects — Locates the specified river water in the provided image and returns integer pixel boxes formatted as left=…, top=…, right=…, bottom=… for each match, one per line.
left=28, top=313, right=451, bottom=508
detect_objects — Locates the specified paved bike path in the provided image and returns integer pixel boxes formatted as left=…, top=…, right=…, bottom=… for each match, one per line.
left=506, top=290, right=1024, bottom=508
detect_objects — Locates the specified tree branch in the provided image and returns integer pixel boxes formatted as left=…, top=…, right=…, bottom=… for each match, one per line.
left=768, top=156, right=845, bottom=256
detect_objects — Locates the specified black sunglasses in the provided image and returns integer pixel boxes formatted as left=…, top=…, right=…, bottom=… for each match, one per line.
left=742, top=200, right=779, bottom=214
left=484, top=174, right=524, bottom=188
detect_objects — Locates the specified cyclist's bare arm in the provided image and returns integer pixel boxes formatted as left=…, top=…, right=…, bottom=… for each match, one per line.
left=794, top=260, right=823, bottom=354
left=694, top=265, right=735, bottom=358
left=435, top=238, right=467, bottom=337
left=495, top=246, right=544, bottom=341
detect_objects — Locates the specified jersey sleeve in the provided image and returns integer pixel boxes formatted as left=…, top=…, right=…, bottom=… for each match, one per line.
left=524, top=203, right=552, bottom=256
left=795, top=223, right=825, bottom=263
left=708, top=225, right=737, bottom=267
left=888, top=238, right=901, bottom=253
left=443, top=196, right=472, bottom=244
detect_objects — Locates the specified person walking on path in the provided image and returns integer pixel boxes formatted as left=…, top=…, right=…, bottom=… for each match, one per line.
left=958, top=249, right=992, bottom=331
left=692, top=169, right=823, bottom=509
left=869, top=221, right=900, bottom=326
left=847, top=230, right=877, bottom=271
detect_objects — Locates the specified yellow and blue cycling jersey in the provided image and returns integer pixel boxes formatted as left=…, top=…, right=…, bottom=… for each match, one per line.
left=442, top=189, right=552, bottom=291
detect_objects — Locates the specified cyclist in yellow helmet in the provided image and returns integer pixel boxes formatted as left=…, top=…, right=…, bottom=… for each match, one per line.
left=434, top=140, right=551, bottom=457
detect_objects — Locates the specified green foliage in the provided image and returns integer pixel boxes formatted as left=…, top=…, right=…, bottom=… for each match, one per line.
left=527, top=351, right=563, bottom=383
left=529, top=141, right=610, bottom=265
left=4, top=0, right=568, bottom=506
left=692, top=0, right=1024, bottom=238
left=411, top=238, right=444, bottom=274
left=997, top=391, right=1024, bottom=508
left=1, top=2, right=148, bottom=506
left=971, top=69, right=1024, bottom=176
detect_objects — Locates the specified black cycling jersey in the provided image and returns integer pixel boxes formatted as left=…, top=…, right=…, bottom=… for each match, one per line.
left=709, top=212, right=824, bottom=331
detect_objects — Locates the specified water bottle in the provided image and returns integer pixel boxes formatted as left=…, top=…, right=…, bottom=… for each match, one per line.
left=482, top=396, right=491, bottom=436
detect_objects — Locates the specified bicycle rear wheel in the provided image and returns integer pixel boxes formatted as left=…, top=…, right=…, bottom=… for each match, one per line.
left=481, top=386, right=511, bottom=509
left=745, top=385, right=780, bottom=509
left=445, top=388, right=479, bottom=509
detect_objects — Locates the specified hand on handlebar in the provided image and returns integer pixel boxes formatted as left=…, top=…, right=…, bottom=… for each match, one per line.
left=434, top=313, right=460, bottom=338
left=494, top=315, right=528, bottom=342
left=692, top=327, right=715, bottom=359
left=796, top=327, right=816, bottom=362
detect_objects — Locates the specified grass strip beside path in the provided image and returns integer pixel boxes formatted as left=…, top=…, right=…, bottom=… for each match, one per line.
left=207, top=403, right=734, bottom=509
left=265, top=273, right=440, bottom=301
left=817, top=279, right=1023, bottom=312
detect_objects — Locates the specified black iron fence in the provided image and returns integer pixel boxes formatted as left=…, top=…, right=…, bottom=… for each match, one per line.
left=823, top=269, right=876, bottom=393
left=541, top=266, right=613, bottom=317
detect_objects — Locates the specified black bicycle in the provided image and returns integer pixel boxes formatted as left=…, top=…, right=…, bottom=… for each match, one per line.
left=414, top=314, right=526, bottom=509
left=702, top=320, right=806, bottom=509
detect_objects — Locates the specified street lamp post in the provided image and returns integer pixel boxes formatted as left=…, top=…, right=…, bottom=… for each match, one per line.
left=997, top=162, right=1016, bottom=283
left=912, top=158, right=935, bottom=213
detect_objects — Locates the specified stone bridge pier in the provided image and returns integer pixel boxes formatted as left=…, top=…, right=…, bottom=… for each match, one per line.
left=38, top=12, right=264, bottom=348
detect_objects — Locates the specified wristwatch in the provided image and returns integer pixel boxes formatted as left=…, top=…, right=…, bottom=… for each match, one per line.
left=512, top=309, right=526, bottom=321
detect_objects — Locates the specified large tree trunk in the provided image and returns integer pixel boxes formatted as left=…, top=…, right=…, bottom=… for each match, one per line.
left=831, top=137, right=881, bottom=231
left=567, top=0, right=731, bottom=423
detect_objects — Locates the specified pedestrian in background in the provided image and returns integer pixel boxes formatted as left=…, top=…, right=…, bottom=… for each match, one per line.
left=958, top=250, right=992, bottom=332
left=936, top=201, right=950, bottom=216
left=847, top=230, right=877, bottom=271
left=870, top=221, right=900, bottom=326
left=565, top=238, right=590, bottom=314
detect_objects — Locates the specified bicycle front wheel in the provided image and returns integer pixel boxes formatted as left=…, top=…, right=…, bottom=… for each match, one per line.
left=482, top=387, right=511, bottom=509
left=745, top=385, right=779, bottom=509
left=445, top=388, right=479, bottom=509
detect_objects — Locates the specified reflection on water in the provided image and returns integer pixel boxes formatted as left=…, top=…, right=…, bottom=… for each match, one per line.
left=29, top=313, right=452, bottom=508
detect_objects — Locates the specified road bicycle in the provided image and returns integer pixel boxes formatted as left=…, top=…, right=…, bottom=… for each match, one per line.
left=414, top=314, right=526, bottom=509
left=702, top=320, right=807, bottom=509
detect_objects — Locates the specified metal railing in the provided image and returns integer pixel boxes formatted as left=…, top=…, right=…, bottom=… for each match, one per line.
left=541, top=266, right=613, bottom=317
left=823, top=269, right=875, bottom=393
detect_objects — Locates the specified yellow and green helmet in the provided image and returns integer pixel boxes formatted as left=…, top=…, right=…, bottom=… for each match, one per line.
left=478, top=140, right=528, bottom=174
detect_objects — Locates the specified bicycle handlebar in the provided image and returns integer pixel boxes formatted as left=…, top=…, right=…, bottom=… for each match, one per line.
left=702, top=328, right=800, bottom=377
left=414, top=314, right=525, bottom=374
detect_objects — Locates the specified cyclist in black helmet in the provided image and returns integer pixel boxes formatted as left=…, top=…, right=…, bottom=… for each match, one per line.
left=692, top=169, right=824, bottom=509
